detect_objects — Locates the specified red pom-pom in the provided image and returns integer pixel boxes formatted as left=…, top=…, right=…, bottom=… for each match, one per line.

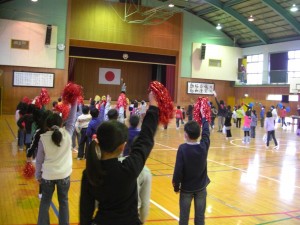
left=22, top=96, right=32, bottom=105
left=77, top=96, right=84, bottom=105
left=34, top=97, right=42, bottom=109
left=62, top=82, right=83, bottom=105
left=193, top=97, right=211, bottom=126
left=149, top=81, right=174, bottom=124
left=117, top=93, right=127, bottom=108
left=39, top=88, right=50, bottom=105
left=55, top=103, right=70, bottom=120
left=22, top=162, right=35, bottom=179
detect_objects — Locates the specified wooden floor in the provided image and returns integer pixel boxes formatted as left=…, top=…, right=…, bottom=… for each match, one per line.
left=0, top=114, right=300, bottom=225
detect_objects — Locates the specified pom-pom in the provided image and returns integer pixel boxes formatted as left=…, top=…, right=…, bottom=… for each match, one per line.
left=39, top=88, right=50, bottom=105
left=286, top=106, right=291, bottom=113
left=77, top=96, right=84, bottom=105
left=55, top=103, right=70, bottom=120
left=94, top=95, right=101, bottom=102
left=62, top=82, right=83, bottom=105
left=22, top=162, right=35, bottom=179
left=249, top=102, right=254, bottom=108
left=193, top=97, right=211, bottom=126
left=277, top=102, right=283, bottom=109
left=22, top=96, right=32, bottom=105
left=117, top=93, right=127, bottom=108
left=149, top=81, right=174, bottom=124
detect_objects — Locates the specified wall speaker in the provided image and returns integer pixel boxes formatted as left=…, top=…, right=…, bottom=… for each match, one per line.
left=200, top=43, right=206, bottom=60
left=45, top=25, right=52, bottom=45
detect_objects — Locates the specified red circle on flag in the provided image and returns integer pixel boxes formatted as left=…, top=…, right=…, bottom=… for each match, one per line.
left=105, top=71, right=115, bottom=81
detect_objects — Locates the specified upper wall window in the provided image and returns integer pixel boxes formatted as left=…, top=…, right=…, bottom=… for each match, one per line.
left=247, top=54, right=263, bottom=84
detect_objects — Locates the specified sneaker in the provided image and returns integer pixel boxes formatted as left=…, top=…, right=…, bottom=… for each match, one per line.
left=38, top=194, right=42, bottom=199
left=265, top=145, right=269, bottom=149
left=19, top=148, right=23, bottom=151
left=242, top=141, right=245, bottom=144
left=273, top=145, right=279, bottom=150
left=226, top=137, right=228, bottom=140
left=72, top=148, right=78, bottom=153
left=77, top=157, right=83, bottom=160
left=176, top=127, right=179, bottom=130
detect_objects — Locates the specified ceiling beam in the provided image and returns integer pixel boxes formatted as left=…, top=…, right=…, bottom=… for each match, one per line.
left=261, top=0, right=300, bottom=35
left=196, top=7, right=217, bottom=16
left=204, top=0, right=269, bottom=44
left=224, top=0, right=247, bottom=7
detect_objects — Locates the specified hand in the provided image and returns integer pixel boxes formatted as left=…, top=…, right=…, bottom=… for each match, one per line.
left=200, top=106, right=205, bottom=118
left=213, top=90, right=217, bottom=97
left=149, top=91, right=158, bottom=107
left=107, top=95, right=111, bottom=102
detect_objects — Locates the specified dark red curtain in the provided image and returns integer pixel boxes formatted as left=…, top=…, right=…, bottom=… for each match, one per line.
left=166, top=65, right=175, bottom=100
left=68, top=57, right=76, bottom=81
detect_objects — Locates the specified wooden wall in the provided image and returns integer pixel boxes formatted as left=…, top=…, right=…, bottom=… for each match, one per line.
left=178, top=77, right=235, bottom=109
left=177, top=79, right=299, bottom=115
left=0, top=66, right=67, bottom=114
left=234, top=86, right=299, bottom=115
left=70, top=1, right=182, bottom=52
left=73, top=58, right=152, bottom=101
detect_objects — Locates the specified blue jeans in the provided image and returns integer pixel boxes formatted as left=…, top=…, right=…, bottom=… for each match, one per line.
left=38, top=176, right=70, bottom=225
left=179, top=189, right=207, bottom=225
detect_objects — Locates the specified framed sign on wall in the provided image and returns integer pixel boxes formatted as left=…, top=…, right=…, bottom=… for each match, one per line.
left=13, top=71, right=55, bottom=88
left=187, top=82, right=214, bottom=95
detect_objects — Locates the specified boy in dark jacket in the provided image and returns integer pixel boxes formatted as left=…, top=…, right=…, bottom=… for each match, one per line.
left=172, top=105, right=210, bottom=225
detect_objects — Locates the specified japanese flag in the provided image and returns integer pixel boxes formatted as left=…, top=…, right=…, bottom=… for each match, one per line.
left=99, top=68, right=121, bottom=85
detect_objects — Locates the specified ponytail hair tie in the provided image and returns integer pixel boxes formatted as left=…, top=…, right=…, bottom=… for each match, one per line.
left=51, top=125, right=60, bottom=130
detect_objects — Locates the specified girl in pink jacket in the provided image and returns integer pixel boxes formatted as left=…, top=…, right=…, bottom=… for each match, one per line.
left=242, top=111, right=251, bottom=144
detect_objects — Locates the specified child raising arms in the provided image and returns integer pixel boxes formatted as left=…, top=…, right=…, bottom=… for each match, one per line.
left=80, top=92, right=159, bottom=225
left=172, top=105, right=210, bottom=225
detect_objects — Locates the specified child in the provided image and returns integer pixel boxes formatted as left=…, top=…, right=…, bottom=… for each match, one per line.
left=140, top=100, right=147, bottom=121
left=250, top=110, right=257, bottom=138
left=86, top=108, right=103, bottom=144
left=264, top=111, right=279, bottom=149
left=224, top=105, right=232, bottom=140
left=181, top=107, right=185, bottom=123
left=260, top=106, right=265, bottom=128
left=15, top=101, right=27, bottom=151
left=210, top=105, right=218, bottom=129
left=175, top=105, right=183, bottom=130
left=236, top=105, right=244, bottom=128
left=35, top=101, right=77, bottom=225
left=123, top=115, right=140, bottom=156
left=79, top=92, right=158, bottom=225
left=17, top=104, right=36, bottom=151
left=242, top=111, right=251, bottom=144
left=280, top=106, right=287, bottom=128
left=76, top=105, right=92, bottom=160
left=186, top=104, right=194, bottom=121
left=214, top=93, right=226, bottom=132
left=172, top=105, right=210, bottom=225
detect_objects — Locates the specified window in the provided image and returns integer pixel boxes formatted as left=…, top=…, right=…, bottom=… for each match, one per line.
left=266, top=94, right=299, bottom=102
left=246, top=54, right=263, bottom=84
left=288, top=50, right=300, bottom=83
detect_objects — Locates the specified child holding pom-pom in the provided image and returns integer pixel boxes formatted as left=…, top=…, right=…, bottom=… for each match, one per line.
left=35, top=83, right=80, bottom=225
left=172, top=103, right=210, bottom=225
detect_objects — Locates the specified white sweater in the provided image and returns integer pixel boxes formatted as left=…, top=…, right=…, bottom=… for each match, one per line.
left=39, top=128, right=72, bottom=180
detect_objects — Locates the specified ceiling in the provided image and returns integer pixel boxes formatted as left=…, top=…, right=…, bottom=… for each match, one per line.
left=156, top=0, right=300, bottom=47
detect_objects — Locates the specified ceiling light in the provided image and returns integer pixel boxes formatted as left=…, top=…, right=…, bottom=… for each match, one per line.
left=290, top=4, right=298, bottom=12
left=248, top=15, right=254, bottom=22
left=31, top=0, right=38, bottom=2
left=168, top=3, right=174, bottom=8
left=216, top=23, right=222, bottom=30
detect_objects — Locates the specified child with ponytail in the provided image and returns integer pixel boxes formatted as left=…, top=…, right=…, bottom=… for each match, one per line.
left=35, top=101, right=77, bottom=225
